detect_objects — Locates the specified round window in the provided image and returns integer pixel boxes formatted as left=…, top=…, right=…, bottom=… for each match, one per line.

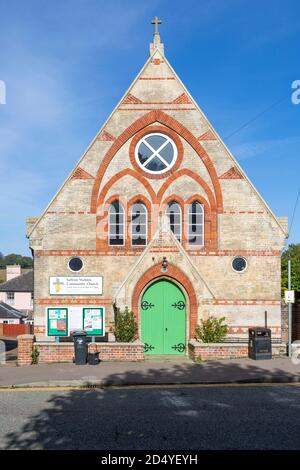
left=135, top=133, right=177, bottom=174
left=232, top=257, right=247, bottom=273
left=68, top=257, right=83, bottom=272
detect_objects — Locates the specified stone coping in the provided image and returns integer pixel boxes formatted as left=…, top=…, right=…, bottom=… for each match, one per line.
left=17, top=334, right=35, bottom=340
left=34, top=340, right=144, bottom=346
left=189, top=339, right=286, bottom=347
left=189, top=340, right=247, bottom=347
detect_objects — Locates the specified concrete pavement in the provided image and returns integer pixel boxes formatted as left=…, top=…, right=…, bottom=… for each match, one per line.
left=0, top=357, right=300, bottom=388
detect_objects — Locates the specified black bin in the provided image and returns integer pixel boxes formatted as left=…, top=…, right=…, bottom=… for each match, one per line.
left=88, top=352, right=100, bottom=365
left=248, top=327, right=272, bottom=360
left=73, top=330, right=88, bottom=365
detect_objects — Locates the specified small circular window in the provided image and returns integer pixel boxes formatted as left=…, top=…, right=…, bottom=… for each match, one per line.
left=135, top=133, right=177, bottom=174
left=68, top=257, right=83, bottom=272
left=232, top=257, right=247, bottom=273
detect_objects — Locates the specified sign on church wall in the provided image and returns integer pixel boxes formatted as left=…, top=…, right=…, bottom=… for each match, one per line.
left=49, top=277, right=103, bottom=295
left=47, top=308, right=68, bottom=336
left=46, top=306, right=105, bottom=336
left=83, top=307, right=105, bottom=336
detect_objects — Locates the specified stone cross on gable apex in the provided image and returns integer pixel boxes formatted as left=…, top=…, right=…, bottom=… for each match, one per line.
left=149, top=16, right=164, bottom=56
left=151, top=16, right=162, bottom=35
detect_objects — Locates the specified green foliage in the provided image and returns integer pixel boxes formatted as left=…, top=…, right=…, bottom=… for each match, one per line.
left=113, top=307, right=137, bottom=342
left=0, top=253, right=33, bottom=269
left=31, top=347, right=40, bottom=365
left=195, top=316, right=228, bottom=343
left=281, top=244, right=300, bottom=300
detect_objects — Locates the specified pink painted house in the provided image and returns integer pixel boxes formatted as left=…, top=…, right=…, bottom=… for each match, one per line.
left=0, top=266, right=33, bottom=318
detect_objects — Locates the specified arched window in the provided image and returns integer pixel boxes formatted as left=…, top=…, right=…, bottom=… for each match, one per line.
left=188, top=201, right=204, bottom=246
left=108, top=200, right=124, bottom=245
left=131, top=202, right=147, bottom=246
left=166, top=201, right=182, bottom=242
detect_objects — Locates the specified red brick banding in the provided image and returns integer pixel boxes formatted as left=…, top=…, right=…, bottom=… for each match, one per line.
left=35, top=249, right=281, bottom=257
left=132, top=263, right=198, bottom=339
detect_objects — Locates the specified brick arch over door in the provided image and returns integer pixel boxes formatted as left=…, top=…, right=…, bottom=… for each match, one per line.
left=91, top=110, right=223, bottom=213
left=131, top=263, right=198, bottom=339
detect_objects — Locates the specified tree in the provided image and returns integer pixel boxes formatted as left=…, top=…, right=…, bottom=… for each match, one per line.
left=281, top=244, right=300, bottom=299
left=0, top=253, right=33, bottom=269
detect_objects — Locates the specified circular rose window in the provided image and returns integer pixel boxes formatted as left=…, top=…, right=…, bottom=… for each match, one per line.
left=135, top=133, right=177, bottom=174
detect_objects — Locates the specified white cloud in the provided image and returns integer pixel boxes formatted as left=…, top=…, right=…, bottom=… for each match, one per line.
left=231, top=136, right=300, bottom=161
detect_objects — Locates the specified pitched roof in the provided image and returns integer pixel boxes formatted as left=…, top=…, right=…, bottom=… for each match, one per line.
left=0, top=302, right=26, bottom=319
left=0, top=270, right=33, bottom=292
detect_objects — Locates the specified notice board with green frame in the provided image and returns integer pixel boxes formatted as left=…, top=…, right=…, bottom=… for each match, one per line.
left=47, top=308, right=68, bottom=336
left=83, top=307, right=105, bottom=336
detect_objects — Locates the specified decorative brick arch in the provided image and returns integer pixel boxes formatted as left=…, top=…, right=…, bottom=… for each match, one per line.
left=97, top=168, right=158, bottom=209
left=132, top=263, right=198, bottom=339
left=91, top=110, right=223, bottom=213
left=157, top=168, right=217, bottom=211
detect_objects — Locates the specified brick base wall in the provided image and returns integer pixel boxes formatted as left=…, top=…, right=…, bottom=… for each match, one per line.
left=17, top=336, right=144, bottom=365
left=188, top=340, right=287, bottom=361
left=88, top=342, right=144, bottom=361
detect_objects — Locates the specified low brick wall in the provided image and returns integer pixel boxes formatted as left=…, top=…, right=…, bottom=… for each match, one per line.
left=37, top=342, right=74, bottom=363
left=88, top=342, right=144, bottom=361
left=188, top=340, right=248, bottom=360
left=17, top=335, right=144, bottom=365
left=188, top=340, right=287, bottom=361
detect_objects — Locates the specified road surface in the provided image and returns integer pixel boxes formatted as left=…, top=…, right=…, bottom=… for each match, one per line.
left=0, top=384, right=300, bottom=449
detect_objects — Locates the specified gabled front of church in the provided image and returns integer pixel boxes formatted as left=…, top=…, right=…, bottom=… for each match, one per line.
left=26, top=27, right=288, bottom=361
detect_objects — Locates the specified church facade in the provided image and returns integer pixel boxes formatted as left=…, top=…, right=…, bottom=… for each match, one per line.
left=26, top=26, right=288, bottom=359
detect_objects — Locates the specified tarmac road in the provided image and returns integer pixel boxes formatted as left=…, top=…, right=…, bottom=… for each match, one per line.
left=0, top=384, right=300, bottom=450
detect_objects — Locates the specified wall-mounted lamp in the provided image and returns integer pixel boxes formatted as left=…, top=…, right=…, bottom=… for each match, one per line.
left=161, top=256, right=168, bottom=273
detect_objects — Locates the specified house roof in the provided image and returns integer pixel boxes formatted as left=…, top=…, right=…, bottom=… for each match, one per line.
left=0, top=270, right=33, bottom=292
left=0, top=302, right=26, bottom=319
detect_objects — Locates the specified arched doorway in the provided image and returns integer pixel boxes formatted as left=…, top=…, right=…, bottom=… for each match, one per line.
left=141, top=279, right=186, bottom=355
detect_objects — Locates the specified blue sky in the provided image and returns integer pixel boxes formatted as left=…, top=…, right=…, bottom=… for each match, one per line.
left=0, top=0, right=299, bottom=255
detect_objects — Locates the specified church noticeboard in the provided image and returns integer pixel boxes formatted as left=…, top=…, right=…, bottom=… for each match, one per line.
left=83, top=307, right=105, bottom=336
left=47, top=308, right=68, bottom=336
left=49, top=277, right=103, bottom=295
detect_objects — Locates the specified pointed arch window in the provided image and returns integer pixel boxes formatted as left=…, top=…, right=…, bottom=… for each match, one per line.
left=131, top=202, right=147, bottom=246
left=166, top=201, right=182, bottom=242
left=188, top=201, right=204, bottom=246
left=109, top=200, right=124, bottom=246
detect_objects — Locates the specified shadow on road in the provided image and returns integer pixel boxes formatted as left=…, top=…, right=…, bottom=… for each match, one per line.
left=2, top=360, right=300, bottom=450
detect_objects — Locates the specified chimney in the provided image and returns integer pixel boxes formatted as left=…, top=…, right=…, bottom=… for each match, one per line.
left=6, top=265, right=21, bottom=281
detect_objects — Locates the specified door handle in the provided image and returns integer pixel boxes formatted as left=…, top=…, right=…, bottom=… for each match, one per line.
left=165, top=328, right=168, bottom=331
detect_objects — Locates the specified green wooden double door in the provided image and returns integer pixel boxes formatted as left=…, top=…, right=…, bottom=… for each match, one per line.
left=141, top=279, right=186, bottom=355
